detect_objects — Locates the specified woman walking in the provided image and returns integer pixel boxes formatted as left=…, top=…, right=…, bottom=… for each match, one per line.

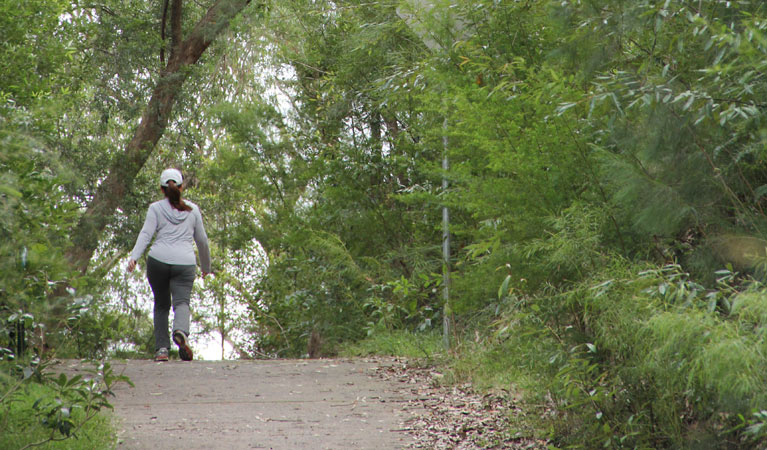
left=127, top=168, right=211, bottom=361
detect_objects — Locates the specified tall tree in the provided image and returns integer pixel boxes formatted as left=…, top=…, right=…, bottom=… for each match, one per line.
left=65, top=0, right=255, bottom=274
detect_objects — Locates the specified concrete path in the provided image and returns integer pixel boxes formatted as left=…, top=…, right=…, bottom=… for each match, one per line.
left=101, top=359, right=418, bottom=449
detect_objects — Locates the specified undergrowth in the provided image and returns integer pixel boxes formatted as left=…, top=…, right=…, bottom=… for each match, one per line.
left=1, top=381, right=116, bottom=449
left=340, top=329, right=444, bottom=360
left=0, top=359, right=130, bottom=449
left=446, top=261, right=767, bottom=449
left=328, top=261, right=767, bottom=448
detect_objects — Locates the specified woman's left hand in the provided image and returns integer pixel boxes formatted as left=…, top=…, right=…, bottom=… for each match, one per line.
left=127, top=259, right=137, bottom=273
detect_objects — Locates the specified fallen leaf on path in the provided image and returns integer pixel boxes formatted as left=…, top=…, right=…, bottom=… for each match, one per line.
left=374, top=358, right=549, bottom=449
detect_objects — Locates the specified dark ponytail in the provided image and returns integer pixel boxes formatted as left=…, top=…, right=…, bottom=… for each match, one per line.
left=162, top=180, right=192, bottom=212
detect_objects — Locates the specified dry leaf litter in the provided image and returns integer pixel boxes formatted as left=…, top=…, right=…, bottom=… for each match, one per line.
left=373, top=358, right=548, bottom=449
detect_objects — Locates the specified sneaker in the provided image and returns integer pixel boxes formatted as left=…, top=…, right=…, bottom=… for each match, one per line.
left=173, top=330, right=193, bottom=361
left=154, top=348, right=169, bottom=362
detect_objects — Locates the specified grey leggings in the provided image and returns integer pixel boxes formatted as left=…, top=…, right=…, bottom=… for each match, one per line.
left=146, top=256, right=196, bottom=351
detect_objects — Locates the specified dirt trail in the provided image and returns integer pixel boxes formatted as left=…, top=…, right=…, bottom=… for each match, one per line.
left=70, top=359, right=422, bottom=449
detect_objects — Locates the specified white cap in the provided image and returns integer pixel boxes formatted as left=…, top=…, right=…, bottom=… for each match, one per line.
left=160, top=168, right=183, bottom=187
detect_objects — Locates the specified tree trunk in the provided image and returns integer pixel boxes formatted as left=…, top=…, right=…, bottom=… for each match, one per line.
left=66, top=0, right=252, bottom=274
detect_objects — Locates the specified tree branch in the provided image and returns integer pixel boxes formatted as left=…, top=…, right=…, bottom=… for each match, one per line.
left=160, top=0, right=170, bottom=62
left=170, top=0, right=184, bottom=59
left=66, top=0, right=254, bottom=274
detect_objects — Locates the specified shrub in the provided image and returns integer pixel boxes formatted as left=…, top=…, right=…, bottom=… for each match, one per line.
left=489, top=262, right=767, bottom=448
left=0, top=358, right=131, bottom=449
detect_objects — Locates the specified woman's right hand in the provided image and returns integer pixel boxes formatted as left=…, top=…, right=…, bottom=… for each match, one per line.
left=127, top=259, right=137, bottom=273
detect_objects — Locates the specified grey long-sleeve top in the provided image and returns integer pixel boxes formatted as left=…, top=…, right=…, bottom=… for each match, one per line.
left=130, top=198, right=211, bottom=273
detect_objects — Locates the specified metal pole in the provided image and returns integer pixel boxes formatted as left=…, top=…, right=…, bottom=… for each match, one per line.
left=442, top=117, right=451, bottom=349
left=396, top=0, right=463, bottom=349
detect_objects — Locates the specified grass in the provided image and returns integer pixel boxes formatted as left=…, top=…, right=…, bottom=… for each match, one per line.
left=339, top=328, right=541, bottom=392
left=0, top=379, right=117, bottom=449
left=339, top=327, right=542, bottom=396
left=447, top=339, right=537, bottom=391
left=340, top=329, right=445, bottom=359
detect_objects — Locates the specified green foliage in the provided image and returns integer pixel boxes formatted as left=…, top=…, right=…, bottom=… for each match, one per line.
left=0, top=359, right=130, bottom=449
left=0, top=0, right=74, bottom=106
left=59, top=295, right=154, bottom=359
left=0, top=0, right=159, bottom=360
left=473, top=260, right=767, bottom=448
left=0, top=106, right=144, bottom=360
left=523, top=202, right=615, bottom=282
left=340, top=329, right=443, bottom=359
left=10, top=0, right=767, bottom=446
left=363, top=274, right=443, bottom=335
left=253, top=228, right=370, bottom=356
left=0, top=100, right=88, bottom=360
left=553, top=0, right=767, bottom=261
